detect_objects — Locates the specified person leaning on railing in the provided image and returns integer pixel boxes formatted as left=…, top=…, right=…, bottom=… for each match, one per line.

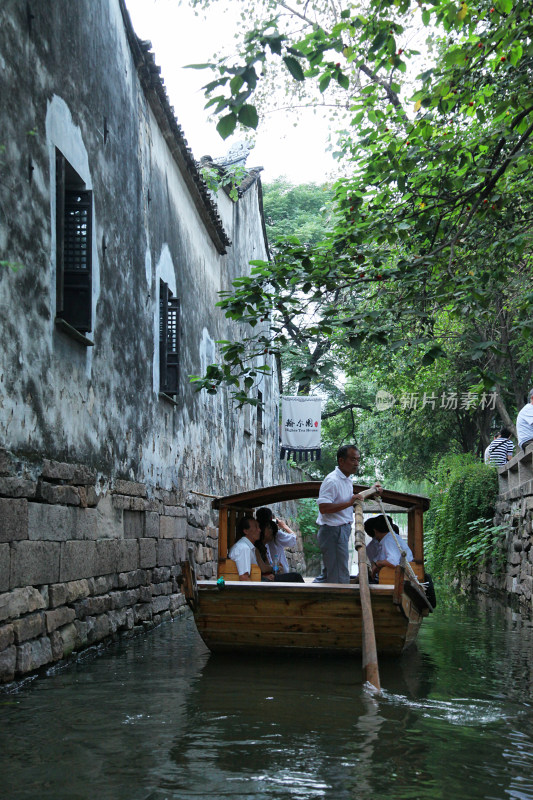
left=486, top=428, right=514, bottom=465
left=517, top=388, right=533, bottom=451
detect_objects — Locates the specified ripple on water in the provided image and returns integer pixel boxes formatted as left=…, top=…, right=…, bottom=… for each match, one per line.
left=382, top=692, right=512, bottom=726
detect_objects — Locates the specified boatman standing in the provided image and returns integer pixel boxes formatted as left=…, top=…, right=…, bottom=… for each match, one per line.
left=316, top=445, right=383, bottom=584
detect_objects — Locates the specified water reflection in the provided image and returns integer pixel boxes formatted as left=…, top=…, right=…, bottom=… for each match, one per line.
left=1, top=595, right=533, bottom=800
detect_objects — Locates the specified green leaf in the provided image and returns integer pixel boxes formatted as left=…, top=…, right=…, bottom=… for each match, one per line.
left=238, top=104, right=259, bottom=129
left=283, top=56, right=305, bottom=81
left=337, top=72, right=350, bottom=89
left=445, top=49, right=467, bottom=66
left=510, top=43, right=523, bottom=66
left=421, top=345, right=445, bottom=365
left=319, top=74, right=331, bottom=93
left=216, top=113, right=237, bottom=139
left=370, top=30, right=388, bottom=53
left=422, top=9, right=431, bottom=25
left=230, top=75, right=244, bottom=94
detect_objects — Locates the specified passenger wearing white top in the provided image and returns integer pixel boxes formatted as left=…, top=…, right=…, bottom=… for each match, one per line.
left=316, top=445, right=382, bottom=584
left=228, top=517, right=274, bottom=581
left=267, top=527, right=297, bottom=572
left=255, top=508, right=304, bottom=582
left=516, top=388, right=533, bottom=450
left=364, top=514, right=413, bottom=580
left=377, top=530, right=414, bottom=565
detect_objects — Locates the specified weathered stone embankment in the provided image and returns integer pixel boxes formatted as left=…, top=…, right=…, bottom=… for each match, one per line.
left=467, top=443, right=533, bottom=611
left=0, top=450, right=221, bottom=684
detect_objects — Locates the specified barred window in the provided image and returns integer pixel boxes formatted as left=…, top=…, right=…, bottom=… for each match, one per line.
left=55, top=151, right=92, bottom=335
left=159, top=279, right=180, bottom=397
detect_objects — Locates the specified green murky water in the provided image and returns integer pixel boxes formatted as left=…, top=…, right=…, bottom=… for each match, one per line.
left=1, top=592, right=532, bottom=799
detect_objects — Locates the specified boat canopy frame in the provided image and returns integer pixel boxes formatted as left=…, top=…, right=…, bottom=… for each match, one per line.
left=212, top=482, right=430, bottom=567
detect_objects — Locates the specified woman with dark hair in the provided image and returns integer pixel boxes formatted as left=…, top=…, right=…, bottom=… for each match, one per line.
left=256, top=508, right=304, bottom=583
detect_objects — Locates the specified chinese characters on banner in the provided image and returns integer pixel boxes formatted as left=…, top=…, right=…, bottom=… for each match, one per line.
left=280, top=396, right=322, bottom=461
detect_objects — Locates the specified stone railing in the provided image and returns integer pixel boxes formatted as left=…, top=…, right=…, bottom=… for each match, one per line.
left=474, top=443, right=533, bottom=609
left=497, top=442, right=533, bottom=498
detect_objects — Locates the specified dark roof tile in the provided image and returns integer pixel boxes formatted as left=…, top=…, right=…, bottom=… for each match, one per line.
left=119, top=0, right=231, bottom=254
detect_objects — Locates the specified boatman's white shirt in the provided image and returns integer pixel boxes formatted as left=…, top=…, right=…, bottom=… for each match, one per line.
left=377, top=532, right=414, bottom=565
left=516, top=402, right=533, bottom=448
left=316, top=466, right=354, bottom=526
left=229, top=536, right=258, bottom=576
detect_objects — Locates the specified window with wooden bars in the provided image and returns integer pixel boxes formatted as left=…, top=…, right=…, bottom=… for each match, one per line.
left=55, top=151, right=93, bottom=336
left=159, top=279, right=180, bottom=397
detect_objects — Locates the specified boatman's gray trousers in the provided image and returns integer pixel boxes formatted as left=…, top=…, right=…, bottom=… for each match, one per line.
left=317, top=523, right=351, bottom=584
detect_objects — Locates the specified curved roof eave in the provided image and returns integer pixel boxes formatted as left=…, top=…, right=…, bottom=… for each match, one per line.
left=119, top=0, right=231, bottom=255
left=212, top=482, right=430, bottom=511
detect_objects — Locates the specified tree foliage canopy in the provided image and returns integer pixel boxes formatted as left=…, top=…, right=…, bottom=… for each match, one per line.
left=263, top=179, right=334, bottom=246
left=190, top=0, right=533, bottom=460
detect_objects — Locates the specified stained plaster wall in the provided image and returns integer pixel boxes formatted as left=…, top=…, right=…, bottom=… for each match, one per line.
left=0, top=0, right=302, bottom=683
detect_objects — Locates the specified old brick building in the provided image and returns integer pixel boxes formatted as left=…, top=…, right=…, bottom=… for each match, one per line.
left=0, top=0, right=300, bottom=682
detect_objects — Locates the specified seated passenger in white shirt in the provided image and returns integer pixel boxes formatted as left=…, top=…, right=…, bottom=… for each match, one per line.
left=364, top=514, right=413, bottom=580
left=228, top=516, right=274, bottom=581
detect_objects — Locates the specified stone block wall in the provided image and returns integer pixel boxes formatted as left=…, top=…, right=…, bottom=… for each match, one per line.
left=0, top=449, right=221, bottom=683
left=468, top=443, right=533, bottom=611
left=0, top=448, right=307, bottom=683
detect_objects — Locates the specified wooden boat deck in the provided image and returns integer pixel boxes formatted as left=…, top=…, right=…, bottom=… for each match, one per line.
left=193, top=579, right=424, bottom=656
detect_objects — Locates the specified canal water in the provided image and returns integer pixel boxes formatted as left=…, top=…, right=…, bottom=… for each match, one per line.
left=2, top=593, right=533, bottom=800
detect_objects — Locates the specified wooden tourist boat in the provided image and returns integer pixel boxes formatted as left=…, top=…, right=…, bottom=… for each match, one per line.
left=180, top=482, right=433, bottom=660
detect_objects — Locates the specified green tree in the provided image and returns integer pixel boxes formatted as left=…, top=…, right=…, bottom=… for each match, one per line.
left=263, top=179, right=334, bottom=246
left=190, top=0, right=533, bottom=443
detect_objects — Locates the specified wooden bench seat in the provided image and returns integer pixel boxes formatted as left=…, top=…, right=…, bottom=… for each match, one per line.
left=217, top=558, right=261, bottom=581
left=378, top=562, right=425, bottom=585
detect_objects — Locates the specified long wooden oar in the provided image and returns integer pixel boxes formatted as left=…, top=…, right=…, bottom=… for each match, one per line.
left=354, top=489, right=381, bottom=692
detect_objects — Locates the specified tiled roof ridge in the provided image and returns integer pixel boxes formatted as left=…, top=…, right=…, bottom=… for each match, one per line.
left=199, top=157, right=264, bottom=199
left=237, top=167, right=264, bottom=197
left=199, top=158, right=270, bottom=258
left=119, top=0, right=231, bottom=254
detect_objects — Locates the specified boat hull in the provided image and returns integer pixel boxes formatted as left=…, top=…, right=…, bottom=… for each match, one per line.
left=190, top=581, right=426, bottom=656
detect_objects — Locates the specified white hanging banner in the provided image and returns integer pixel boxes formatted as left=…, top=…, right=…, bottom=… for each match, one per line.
left=280, top=396, right=322, bottom=461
